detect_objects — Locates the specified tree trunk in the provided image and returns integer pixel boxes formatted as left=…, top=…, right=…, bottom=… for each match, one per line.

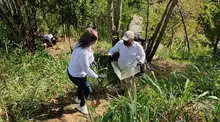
left=178, top=4, right=190, bottom=56
left=26, top=5, right=37, bottom=54
left=67, top=24, right=73, bottom=52
left=145, top=0, right=150, bottom=49
left=145, top=0, right=173, bottom=61
left=107, top=0, right=115, bottom=45
left=107, top=0, right=123, bottom=46
left=213, top=32, right=220, bottom=54
left=147, top=0, right=178, bottom=62
left=63, top=24, right=66, bottom=42
left=167, top=28, right=174, bottom=48
left=114, top=0, right=123, bottom=43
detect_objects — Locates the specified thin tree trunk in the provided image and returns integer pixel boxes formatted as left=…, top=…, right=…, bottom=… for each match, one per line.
left=107, top=0, right=114, bottom=46
left=63, top=24, right=66, bottom=42
left=58, top=0, right=66, bottom=42
left=114, top=0, right=123, bottom=43
left=178, top=4, right=190, bottom=55
left=145, top=0, right=150, bottom=50
left=67, top=24, right=73, bottom=52
left=108, top=0, right=123, bottom=46
left=167, top=28, right=174, bottom=48
left=145, top=0, right=173, bottom=59
left=26, top=4, right=37, bottom=54
left=213, top=32, right=220, bottom=54
left=147, top=0, right=178, bottom=62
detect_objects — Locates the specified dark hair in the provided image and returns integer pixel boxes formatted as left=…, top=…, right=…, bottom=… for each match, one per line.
left=78, top=29, right=98, bottom=48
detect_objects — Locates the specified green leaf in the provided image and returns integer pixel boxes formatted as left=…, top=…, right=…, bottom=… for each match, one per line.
left=208, top=96, right=219, bottom=100
left=184, top=79, right=190, bottom=92
left=197, top=91, right=209, bottom=99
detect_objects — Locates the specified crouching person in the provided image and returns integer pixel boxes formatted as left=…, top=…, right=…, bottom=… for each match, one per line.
left=43, top=34, right=56, bottom=47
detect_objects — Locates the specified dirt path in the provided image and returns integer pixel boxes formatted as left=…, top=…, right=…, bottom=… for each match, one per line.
left=45, top=37, right=76, bottom=55
left=43, top=99, right=109, bottom=122
left=41, top=39, right=109, bottom=122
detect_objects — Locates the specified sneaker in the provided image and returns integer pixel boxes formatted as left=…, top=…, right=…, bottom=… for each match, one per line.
left=76, top=104, right=89, bottom=115
left=74, top=97, right=81, bottom=104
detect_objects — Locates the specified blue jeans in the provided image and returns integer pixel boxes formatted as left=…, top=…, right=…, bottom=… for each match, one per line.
left=67, top=70, right=92, bottom=106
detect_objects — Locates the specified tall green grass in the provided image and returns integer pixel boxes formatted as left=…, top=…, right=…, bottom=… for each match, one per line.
left=0, top=50, right=72, bottom=121
left=95, top=58, right=220, bottom=122
left=0, top=42, right=220, bottom=122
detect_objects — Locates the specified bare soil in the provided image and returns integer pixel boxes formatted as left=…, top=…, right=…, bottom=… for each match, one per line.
left=42, top=98, right=109, bottom=122
left=40, top=38, right=110, bottom=122
left=151, top=59, right=189, bottom=77
left=45, top=37, right=76, bottom=55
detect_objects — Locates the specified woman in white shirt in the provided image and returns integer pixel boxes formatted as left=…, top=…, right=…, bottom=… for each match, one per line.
left=67, top=28, right=101, bottom=114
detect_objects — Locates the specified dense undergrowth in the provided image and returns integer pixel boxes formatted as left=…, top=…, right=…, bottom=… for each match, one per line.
left=94, top=54, right=220, bottom=122
left=0, top=50, right=72, bottom=121
left=0, top=44, right=220, bottom=121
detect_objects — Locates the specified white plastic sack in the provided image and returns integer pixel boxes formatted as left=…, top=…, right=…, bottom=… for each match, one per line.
left=111, top=61, right=140, bottom=80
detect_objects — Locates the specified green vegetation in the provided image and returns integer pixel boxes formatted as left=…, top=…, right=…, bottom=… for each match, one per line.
left=1, top=41, right=219, bottom=121
left=0, top=0, right=220, bottom=121
left=95, top=56, right=220, bottom=122
left=0, top=50, right=71, bottom=121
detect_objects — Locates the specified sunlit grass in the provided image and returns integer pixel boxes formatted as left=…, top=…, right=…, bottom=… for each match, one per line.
left=95, top=69, right=220, bottom=122
left=0, top=50, right=72, bottom=121
left=0, top=40, right=219, bottom=121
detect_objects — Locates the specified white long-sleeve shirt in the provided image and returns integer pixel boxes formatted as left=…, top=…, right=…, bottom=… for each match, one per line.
left=108, top=40, right=145, bottom=70
left=68, top=44, right=98, bottom=78
left=43, top=34, right=53, bottom=40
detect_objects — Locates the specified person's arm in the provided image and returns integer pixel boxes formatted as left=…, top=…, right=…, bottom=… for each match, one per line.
left=80, top=52, right=98, bottom=78
left=108, top=41, right=121, bottom=56
left=137, top=43, right=146, bottom=64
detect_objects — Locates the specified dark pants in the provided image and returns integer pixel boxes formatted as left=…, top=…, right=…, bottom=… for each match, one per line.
left=67, top=70, right=92, bottom=107
left=43, top=38, right=56, bottom=47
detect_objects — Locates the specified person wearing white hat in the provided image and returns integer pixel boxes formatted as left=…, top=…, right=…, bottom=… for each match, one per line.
left=108, top=30, right=146, bottom=90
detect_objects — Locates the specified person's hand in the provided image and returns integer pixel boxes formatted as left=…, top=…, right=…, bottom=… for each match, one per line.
left=108, top=55, right=113, bottom=63
left=137, top=62, right=142, bottom=66
left=98, top=74, right=107, bottom=79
